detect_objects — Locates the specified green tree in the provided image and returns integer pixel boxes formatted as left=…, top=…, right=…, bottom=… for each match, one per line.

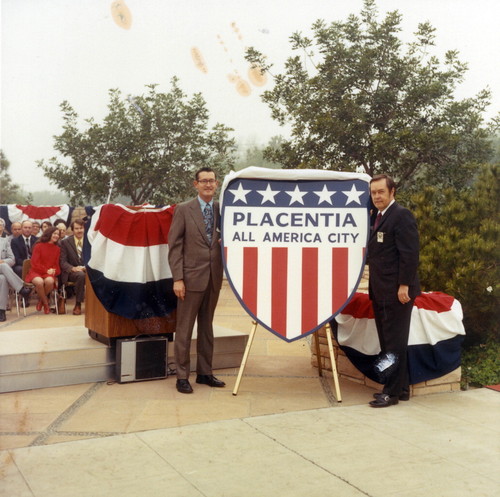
left=38, top=79, right=236, bottom=205
left=411, top=164, right=500, bottom=346
left=246, top=0, right=494, bottom=192
left=235, top=136, right=284, bottom=170
left=0, top=150, right=23, bottom=203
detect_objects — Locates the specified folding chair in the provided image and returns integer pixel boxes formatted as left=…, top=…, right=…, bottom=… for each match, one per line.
left=61, top=281, right=76, bottom=300
left=13, top=260, right=34, bottom=317
left=20, top=259, right=60, bottom=315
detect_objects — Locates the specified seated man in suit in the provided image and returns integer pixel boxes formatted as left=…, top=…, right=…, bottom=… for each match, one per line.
left=53, top=219, right=68, bottom=240
left=0, top=218, right=8, bottom=239
left=0, top=236, right=32, bottom=321
left=11, top=220, right=37, bottom=278
left=60, top=219, right=86, bottom=315
left=7, top=221, right=22, bottom=242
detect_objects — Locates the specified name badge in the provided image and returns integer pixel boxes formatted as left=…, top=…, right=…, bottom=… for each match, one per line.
left=377, top=232, right=384, bottom=243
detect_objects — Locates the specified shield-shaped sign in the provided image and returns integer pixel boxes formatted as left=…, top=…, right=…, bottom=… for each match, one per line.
left=220, top=167, right=371, bottom=342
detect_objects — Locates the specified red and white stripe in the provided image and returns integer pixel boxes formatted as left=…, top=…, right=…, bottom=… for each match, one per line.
left=336, top=292, right=466, bottom=354
left=87, top=204, right=174, bottom=284
left=225, top=245, right=365, bottom=341
left=7, top=204, right=70, bottom=223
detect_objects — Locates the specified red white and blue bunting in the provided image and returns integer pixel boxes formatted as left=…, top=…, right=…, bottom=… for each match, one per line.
left=86, top=204, right=177, bottom=320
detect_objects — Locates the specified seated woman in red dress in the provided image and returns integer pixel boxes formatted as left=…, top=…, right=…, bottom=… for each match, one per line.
left=25, top=227, right=61, bottom=314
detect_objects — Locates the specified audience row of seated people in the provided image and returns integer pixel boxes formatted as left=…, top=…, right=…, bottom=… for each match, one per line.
left=0, top=217, right=86, bottom=320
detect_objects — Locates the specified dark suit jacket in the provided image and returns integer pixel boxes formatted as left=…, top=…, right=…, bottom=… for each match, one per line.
left=368, top=202, right=420, bottom=303
left=59, top=235, right=84, bottom=285
left=11, top=235, right=38, bottom=267
left=168, top=197, right=223, bottom=293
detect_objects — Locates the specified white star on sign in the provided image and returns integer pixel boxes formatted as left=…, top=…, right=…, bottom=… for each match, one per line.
left=256, top=183, right=279, bottom=204
left=343, top=184, right=364, bottom=205
left=229, top=183, right=252, bottom=203
left=313, top=185, right=336, bottom=205
left=286, top=185, right=307, bottom=205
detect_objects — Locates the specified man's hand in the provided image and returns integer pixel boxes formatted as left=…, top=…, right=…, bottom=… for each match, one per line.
left=173, top=279, right=186, bottom=301
left=398, top=284, right=411, bottom=304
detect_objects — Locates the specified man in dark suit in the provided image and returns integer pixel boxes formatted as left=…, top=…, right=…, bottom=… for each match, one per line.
left=367, top=174, right=420, bottom=408
left=60, top=219, right=86, bottom=315
left=11, top=220, right=38, bottom=278
left=168, top=167, right=225, bottom=394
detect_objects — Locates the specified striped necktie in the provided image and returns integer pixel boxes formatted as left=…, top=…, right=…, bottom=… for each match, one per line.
left=25, top=238, right=31, bottom=259
left=76, top=239, right=82, bottom=261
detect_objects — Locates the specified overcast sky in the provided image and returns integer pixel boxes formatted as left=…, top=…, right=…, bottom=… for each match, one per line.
left=1, top=0, right=499, bottom=193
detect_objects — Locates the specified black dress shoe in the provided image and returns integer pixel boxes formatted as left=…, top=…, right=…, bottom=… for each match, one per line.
left=176, top=379, right=193, bottom=394
left=19, top=286, right=32, bottom=300
left=0, top=309, right=6, bottom=322
left=196, top=374, right=226, bottom=388
left=373, top=391, right=410, bottom=402
left=369, top=394, right=399, bottom=408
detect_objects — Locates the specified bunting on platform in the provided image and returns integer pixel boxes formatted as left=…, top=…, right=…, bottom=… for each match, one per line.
left=334, top=291, right=466, bottom=384
left=86, top=203, right=177, bottom=320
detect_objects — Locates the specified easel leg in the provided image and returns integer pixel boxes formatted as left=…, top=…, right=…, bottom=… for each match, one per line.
left=232, top=321, right=258, bottom=396
left=325, top=322, right=342, bottom=403
left=314, top=331, right=323, bottom=376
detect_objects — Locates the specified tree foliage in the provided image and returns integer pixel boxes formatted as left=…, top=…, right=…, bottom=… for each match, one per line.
left=411, top=164, right=500, bottom=346
left=38, top=79, right=237, bottom=205
left=235, top=136, right=284, bottom=170
left=0, top=150, right=24, bottom=203
left=246, top=0, right=495, bottom=192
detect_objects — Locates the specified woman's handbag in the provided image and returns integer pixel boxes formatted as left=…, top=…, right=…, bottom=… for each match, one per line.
left=57, top=295, right=66, bottom=314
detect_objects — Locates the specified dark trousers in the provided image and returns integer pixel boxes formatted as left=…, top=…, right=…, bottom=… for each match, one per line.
left=372, top=299, right=414, bottom=397
left=174, top=277, right=220, bottom=380
left=65, top=270, right=86, bottom=303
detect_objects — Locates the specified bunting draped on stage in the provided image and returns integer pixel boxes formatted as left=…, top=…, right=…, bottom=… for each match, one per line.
left=333, top=292, right=466, bottom=384
left=0, top=204, right=73, bottom=231
left=86, top=204, right=177, bottom=320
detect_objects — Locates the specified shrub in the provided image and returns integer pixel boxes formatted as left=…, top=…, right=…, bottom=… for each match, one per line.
left=461, top=339, right=500, bottom=387
left=410, top=164, right=499, bottom=347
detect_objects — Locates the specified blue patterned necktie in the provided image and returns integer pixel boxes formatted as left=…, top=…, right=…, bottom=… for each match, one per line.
left=203, top=203, right=213, bottom=242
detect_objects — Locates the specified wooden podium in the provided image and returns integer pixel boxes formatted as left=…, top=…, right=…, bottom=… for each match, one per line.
left=85, top=275, right=176, bottom=345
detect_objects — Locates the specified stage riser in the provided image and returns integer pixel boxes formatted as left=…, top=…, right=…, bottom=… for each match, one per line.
left=1, top=365, right=116, bottom=393
left=0, top=326, right=247, bottom=393
left=0, top=349, right=114, bottom=376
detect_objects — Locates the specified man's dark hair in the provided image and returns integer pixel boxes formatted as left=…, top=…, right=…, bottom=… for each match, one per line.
left=70, top=219, right=85, bottom=230
left=371, top=174, right=396, bottom=193
left=195, top=167, right=216, bottom=181
left=53, top=218, right=67, bottom=228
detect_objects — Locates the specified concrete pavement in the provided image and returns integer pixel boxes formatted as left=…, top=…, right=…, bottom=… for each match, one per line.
left=2, top=389, right=499, bottom=497
left=1, top=285, right=499, bottom=496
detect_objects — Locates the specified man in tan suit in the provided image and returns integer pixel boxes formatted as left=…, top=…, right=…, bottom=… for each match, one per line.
left=168, top=167, right=225, bottom=394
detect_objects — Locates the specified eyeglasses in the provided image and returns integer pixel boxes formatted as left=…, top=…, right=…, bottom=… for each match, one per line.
left=197, top=179, right=217, bottom=185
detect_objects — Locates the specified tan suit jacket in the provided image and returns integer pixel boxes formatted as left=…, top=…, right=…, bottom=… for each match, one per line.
left=168, top=197, right=223, bottom=379
left=168, top=197, right=223, bottom=292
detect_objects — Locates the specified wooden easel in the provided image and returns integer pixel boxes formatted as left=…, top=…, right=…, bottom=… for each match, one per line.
left=232, top=321, right=342, bottom=402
